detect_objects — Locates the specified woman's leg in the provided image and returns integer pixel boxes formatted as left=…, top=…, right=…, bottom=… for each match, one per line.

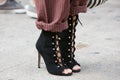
left=59, top=15, right=81, bottom=72
left=59, top=0, right=87, bottom=72
left=34, top=0, right=72, bottom=76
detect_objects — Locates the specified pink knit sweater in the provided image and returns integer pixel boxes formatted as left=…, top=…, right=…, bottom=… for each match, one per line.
left=35, top=0, right=87, bottom=32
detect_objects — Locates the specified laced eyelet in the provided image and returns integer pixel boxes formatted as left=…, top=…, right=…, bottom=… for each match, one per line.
left=53, top=54, right=56, bottom=57
left=52, top=42, right=55, bottom=45
left=57, top=65, right=60, bottom=68
left=52, top=36, right=55, bottom=39
left=68, top=43, right=71, bottom=45
left=54, top=34, right=63, bottom=67
left=69, top=61, right=72, bottom=63
left=67, top=15, right=78, bottom=62
left=68, top=49, right=70, bottom=51
left=53, top=48, right=55, bottom=50
left=69, top=30, right=72, bottom=32
left=58, top=37, right=61, bottom=40
left=69, top=18, right=72, bottom=20
left=68, top=55, right=70, bottom=57
left=55, top=60, right=58, bottom=63
left=68, top=36, right=71, bottom=39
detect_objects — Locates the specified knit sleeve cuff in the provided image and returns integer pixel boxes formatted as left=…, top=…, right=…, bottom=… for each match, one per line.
left=36, top=20, right=68, bottom=32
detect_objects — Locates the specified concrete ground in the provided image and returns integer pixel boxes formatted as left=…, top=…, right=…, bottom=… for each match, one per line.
left=0, top=0, right=120, bottom=80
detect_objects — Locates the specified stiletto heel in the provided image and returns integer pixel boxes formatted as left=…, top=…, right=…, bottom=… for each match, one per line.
left=38, top=53, right=41, bottom=68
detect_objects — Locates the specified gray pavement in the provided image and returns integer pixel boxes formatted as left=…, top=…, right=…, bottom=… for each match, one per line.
left=0, top=0, right=120, bottom=80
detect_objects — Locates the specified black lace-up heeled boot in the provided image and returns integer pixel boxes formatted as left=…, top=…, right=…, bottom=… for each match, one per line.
left=59, top=15, right=81, bottom=72
left=36, top=30, right=72, bottom=76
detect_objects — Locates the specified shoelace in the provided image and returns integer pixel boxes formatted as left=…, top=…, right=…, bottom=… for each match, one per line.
left=78, top=18, right=83, bottom=27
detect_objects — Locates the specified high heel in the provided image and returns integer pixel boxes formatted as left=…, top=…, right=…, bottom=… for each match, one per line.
left=36, top=30, right=72, bottom=76
left=59, top=15, right=81, bottom=72
left=38, top=52, right=41, bottom=68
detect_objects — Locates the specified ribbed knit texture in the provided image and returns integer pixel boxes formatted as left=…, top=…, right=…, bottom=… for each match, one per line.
left=35, top=0, right=87, bottom=32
